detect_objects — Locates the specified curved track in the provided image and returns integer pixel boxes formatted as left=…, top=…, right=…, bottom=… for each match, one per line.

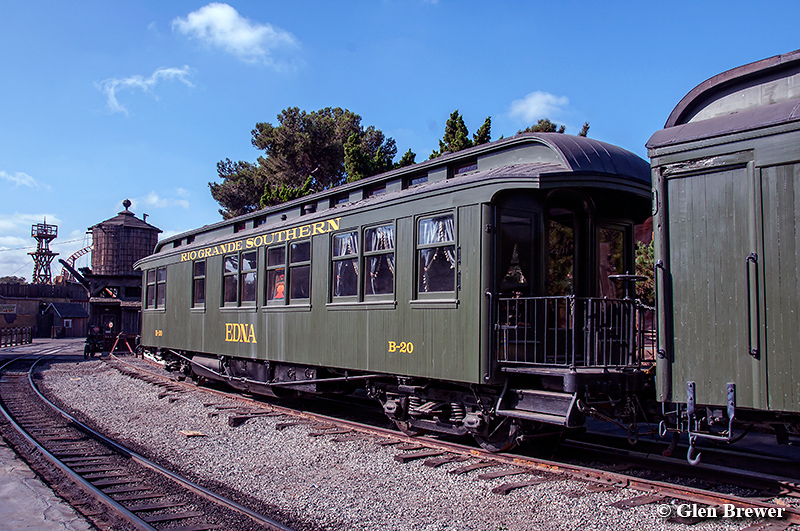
left=0, top=353, right=296, bottom=531
left=106, top=353, right=800, bottom=527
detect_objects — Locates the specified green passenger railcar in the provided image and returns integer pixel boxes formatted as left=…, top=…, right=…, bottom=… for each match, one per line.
left=136, top=132, right=652, bottom=450
left=648, top=49, right=800, bottom=461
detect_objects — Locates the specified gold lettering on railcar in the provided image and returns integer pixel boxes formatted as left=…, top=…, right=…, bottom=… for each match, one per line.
left=225, top=323, right=257, bottom=343
left=180, top=217, right=341, bottom=263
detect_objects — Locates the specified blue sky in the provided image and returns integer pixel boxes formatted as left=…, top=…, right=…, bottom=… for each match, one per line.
left=1, top=1, right=798, bottom=279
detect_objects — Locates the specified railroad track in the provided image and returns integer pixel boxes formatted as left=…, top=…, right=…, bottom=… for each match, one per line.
left=101, top=353, right=800, bottom=529
left=0, top=354, right=296, bottom=531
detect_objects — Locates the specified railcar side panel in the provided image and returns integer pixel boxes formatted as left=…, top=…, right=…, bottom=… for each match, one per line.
left=662, top=164, right=761, bottom=408
left=760, top=162, right=800, bottom=411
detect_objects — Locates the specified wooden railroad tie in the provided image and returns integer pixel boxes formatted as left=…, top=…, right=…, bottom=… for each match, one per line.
left=394, top=449, right=445, bottom=463
left=448, top=462, right=496, bottom=475
left=492, top=476, right=554, bottom=495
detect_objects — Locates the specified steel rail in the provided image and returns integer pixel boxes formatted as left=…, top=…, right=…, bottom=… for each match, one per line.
left=0, top=356, right=159, bottom=531
left=23, top=356, right=296, bottom=531
left=108, top=354, right=800, bottom=524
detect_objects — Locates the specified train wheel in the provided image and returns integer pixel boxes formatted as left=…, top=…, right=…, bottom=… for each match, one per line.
left=473, top=418, right=520, bottom=452
left=393, top=419, right=425, bottom=436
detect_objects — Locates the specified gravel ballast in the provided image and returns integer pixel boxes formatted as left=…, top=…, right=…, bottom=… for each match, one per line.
left=36, top=356, right=772, bottom=531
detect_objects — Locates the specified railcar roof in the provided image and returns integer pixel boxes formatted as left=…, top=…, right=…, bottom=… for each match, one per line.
left=647, top=48, right=800, bottom=150
left=152, top=133, right=649, bottom=255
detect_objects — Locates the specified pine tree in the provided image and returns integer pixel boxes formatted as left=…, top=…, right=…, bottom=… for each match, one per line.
left=430, top=110, right=473, bottom=159
left=473, top=116, right=491, bottom=145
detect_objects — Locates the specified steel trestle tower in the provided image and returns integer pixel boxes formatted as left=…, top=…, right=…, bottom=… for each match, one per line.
left=29, top=220, right=58, bottom=284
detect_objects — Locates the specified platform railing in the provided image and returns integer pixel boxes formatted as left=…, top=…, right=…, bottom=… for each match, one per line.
left=495, top=295, right=654, bottom=369
left=0, top=327, right=33, bottom=347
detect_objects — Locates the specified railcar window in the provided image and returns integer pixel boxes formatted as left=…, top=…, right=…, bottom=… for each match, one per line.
left=240, top=251, right=258, bottom=305
left=333, top=231, right=359, bottom=298
left=193, top=260, right=206, bottom=307
left=599, top=228, right=625, bottom=299
left=266, top=246, right=286, bottom=302
left=223, top=254, right=238, bottom=305
left=417, top=215, right=456, bottom=293
left=499, top=214, right=534, bottom=295
left=364, top=225, right=394, bottom=296
left=146, top=269, right=156, bottom=308
left=156, top=267, right=167, bottom=308
left=290, top=241, right=311, bottom=300
left=407, top=175, right=428, bottom=187
left=548, top=211, right=575, bottom=296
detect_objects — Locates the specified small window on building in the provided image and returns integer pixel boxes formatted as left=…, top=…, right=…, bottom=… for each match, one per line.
left=417, top=215, right=456, bottom=294
left=63, top=319, right=72, bottom=329
left=193, top=260, right=206, bottom=307
left=332, top=231, right=359, bottom=298
left=364, top=225, right=394, bottom=296
left=266, top=246, right=286, bottom=302
left=126, top=286, right=141, bottom=299
left=289, top=241, right=311, bottom=300
left=223, top=254, right=238, bottom=306
left=156, top=267, right=167, bottom=308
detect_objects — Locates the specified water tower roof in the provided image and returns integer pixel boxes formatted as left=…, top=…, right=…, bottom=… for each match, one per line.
left=88, top=200, right=161, bottom=233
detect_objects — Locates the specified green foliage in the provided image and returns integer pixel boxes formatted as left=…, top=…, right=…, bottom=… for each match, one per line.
left=393, top=148, right=416, bottom=169
left=209, top=159, right=268, bottom=219
left=344, top=127, right=397, bottom=183
left=518, top=118, right=590, bottom=137
left=260, top=175, right=314, bottom=208
left=210, top=107, right=399, bottom=217
left=518, top=118, right=566, bottom=134
left=430, top=110, right=492, bottom=159
left=0, top=276, right=27, bottom=284
left=473, top=116, right=492, bottom=146
left=635, top=240, right=655, bottom=305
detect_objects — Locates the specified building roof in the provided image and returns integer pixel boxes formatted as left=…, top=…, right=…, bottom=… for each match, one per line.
left=44, top=302, right=89, bottom=319
left=88, top=199, right=161, bottom=232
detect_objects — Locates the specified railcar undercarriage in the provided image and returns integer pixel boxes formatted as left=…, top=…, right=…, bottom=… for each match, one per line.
left=148, top=347, right=653, bottom=452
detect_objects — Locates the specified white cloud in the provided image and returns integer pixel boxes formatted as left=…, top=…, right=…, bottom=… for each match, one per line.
left=509, top=91, right=570, bottom=123
left=172, top=3, right=299, bottom=66
left=96, top=66, right=194, bottom=115
left=0, top=236, right=28, bottom=248
left=0, top=170, right=49, bottom=190
left=135, top=191, right=190, bottom=210
left=0, top=213, right=62, bottom=235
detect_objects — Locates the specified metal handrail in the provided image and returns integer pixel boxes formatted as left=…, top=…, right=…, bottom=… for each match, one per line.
left=495, top=295, right=653, bottom=368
